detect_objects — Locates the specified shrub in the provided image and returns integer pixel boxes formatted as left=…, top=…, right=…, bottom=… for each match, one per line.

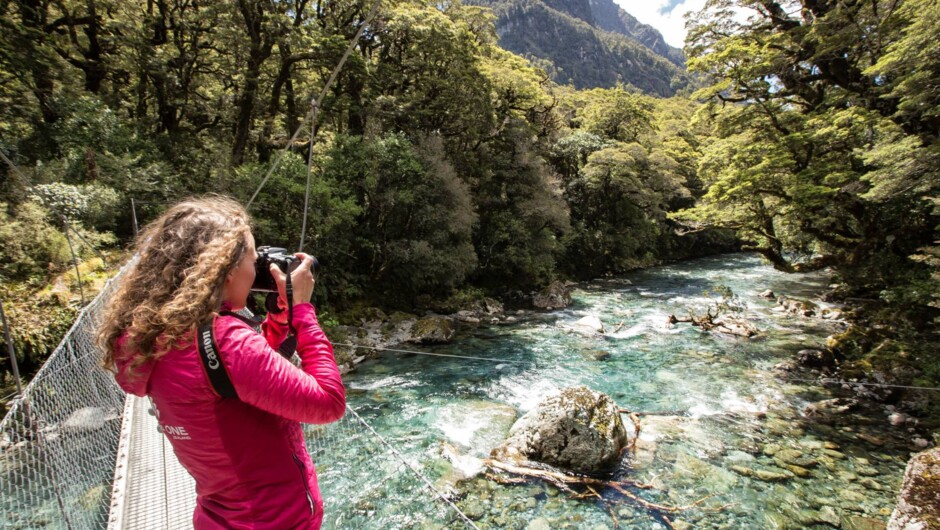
left=0, top=202, right=71, bottom=282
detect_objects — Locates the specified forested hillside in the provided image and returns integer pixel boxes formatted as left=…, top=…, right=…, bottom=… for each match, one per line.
left=467, top=0, right=687, bottom=93
left=1, top=0, right=938, bottom=413
left=0, top=0, right=725, bottom=380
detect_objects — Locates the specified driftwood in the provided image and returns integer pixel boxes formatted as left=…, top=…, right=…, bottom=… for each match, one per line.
left=483, top=459, right=731, bottom=529
left=667, top=307, right=757, bottom=337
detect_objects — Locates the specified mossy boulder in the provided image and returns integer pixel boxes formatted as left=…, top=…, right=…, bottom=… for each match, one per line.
left=407, top=316, right=455, bottom=344
left=887, top=446, right=940, bottom=530
left=491, top=386, right=628, bottom=475
left=532, top=281, right=573, bottom=310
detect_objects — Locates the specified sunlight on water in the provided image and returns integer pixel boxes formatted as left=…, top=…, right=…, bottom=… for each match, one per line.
left=314, top=253, right=910, bottom=529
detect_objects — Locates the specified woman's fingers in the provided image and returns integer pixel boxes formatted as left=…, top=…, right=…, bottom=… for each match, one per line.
left=270, top=263, right=289, bottom=306
left=295, top=253, right=315, bottom=274
left=290, top=253, right=316, bottom=304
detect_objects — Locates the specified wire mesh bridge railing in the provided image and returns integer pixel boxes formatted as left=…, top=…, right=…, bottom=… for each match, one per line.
left=1, top=267, right=478, bottom=529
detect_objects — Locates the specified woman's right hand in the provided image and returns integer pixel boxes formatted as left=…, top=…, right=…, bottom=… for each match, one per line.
left=269, top=253, right=316, bottom=310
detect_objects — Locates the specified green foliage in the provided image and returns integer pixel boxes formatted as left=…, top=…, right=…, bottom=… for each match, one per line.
left=679, top=0, right=939, bottom=286
left=233, top=149, right=362, bottom=306
left=323, top=133, right=478, bottom=304
left=29, top=183, right=88, bottom=223
left=471, top=123, right=570, bottom=289
left=0, top=287, right=76, bottom=370
left=0, top=202, right=71, bottom=282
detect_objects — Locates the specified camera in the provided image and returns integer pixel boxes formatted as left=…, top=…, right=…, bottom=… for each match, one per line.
left=252, top=246, right=320, bottom=293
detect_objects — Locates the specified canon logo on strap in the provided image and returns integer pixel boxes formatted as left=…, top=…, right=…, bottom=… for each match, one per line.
left=201, top=329, right=220, bottom=370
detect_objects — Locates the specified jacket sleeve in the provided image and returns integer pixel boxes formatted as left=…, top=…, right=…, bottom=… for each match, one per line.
left=261, top=315, right=289, bottom=350
left=216, top=303, right=346, bottom=424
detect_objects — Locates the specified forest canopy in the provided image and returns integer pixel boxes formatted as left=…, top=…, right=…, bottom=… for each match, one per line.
left=1, top=0, right=937, bottom=392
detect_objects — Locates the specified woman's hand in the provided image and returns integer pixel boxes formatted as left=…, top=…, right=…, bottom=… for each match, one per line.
left=269, top=253, right=316, bottom=313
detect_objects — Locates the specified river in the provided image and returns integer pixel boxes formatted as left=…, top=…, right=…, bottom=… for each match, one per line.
left=310, top=253, right=909, bottom=529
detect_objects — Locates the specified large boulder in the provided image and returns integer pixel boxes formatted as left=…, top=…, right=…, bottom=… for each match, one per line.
left=532, top=281, right=573, bottom=310
left=407, top=316, right=455, bottom=344
left=491, top=386, right=628, bottom=475
left=888, top=446, right=940, bottom=530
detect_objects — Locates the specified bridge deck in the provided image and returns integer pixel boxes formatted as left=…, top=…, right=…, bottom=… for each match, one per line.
left=109, top=395, right=195, bottom=530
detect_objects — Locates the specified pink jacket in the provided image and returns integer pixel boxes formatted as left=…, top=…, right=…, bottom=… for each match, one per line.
left=114, top=302, right=346, bottom=529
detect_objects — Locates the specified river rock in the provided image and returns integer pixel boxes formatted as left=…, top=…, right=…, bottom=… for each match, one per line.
left=778, top=297, right=819, bottom=316
left=406, top=316, right=455, bottom=344
left=798, top=348, right=839, bottom=369
left=780, top=463, right=813, bottom=478
left=491, top=386, right=628, bottom=475
left=759, top=289, right=775, bottom=299
left=845, top=516, right=887, bottom=530
left=887, top=447, right=940, bottom=530
left=571, top=315, right=605, bottom=334
left=804, top=398, right=860, bottom=419
left=755, top=469, right=793, bottom=482
left=581, top=349, right=611, bottom=361
left=815, top=506, right=842, bottom=527
left=532, top=281, right=573, bottom=310
left=888, top=413, right=908, bottom=426
left=857, top=433, right=886, bottom=447
left=455, top=310, right=481, bottom=324
left=775, top=448, right=818, bottom=468
left=526, top=519, right=552, bottom=530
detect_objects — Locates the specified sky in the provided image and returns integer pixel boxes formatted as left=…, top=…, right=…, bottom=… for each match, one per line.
left=613, top=0, right=708, bottom=48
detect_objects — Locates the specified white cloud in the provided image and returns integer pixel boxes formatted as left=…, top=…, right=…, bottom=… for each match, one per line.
left=613, top=0, right=708, bottom=48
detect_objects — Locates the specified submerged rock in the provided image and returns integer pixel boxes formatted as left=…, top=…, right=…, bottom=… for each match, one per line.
left=570, top=315, right=605, bottom=334
left=887, top=446, right=940, bottom=530
left=491, top=386, right=628, bottom=475
left=777, top=296, right=819, bottom=317
left=803, top=398, right=860, bottom=419
left=845, top=516, right=887, bottom=530
left=581, top=349, right=611, bottom=361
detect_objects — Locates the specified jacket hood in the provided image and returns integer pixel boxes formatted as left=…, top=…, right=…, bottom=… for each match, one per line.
left=112, top=333, right=157, bottom=397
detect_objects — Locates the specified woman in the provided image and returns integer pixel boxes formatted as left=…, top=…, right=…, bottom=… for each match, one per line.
left=97, top=196, right=345, bottom=529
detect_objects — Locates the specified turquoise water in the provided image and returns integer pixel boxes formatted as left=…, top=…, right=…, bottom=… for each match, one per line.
left=313, top=253, right=909, bottom=529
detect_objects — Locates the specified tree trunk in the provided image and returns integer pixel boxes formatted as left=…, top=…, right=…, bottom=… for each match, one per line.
left=15, top=0, right=59, bottom=124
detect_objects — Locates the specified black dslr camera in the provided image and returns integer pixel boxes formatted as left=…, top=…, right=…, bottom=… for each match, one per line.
left=252, top=246, right=320, bottom=293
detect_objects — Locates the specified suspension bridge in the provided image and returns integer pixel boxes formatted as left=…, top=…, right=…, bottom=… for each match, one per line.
left=0, top=262, right=481, bottom=529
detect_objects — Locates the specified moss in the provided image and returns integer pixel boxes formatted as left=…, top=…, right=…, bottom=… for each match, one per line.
left=410, top=316, right=453, bottom=340
left=337, top=303, right=389, bottom=325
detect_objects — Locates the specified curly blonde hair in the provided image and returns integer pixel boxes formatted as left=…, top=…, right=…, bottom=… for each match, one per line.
left=97, top=195, right=252, bottom=374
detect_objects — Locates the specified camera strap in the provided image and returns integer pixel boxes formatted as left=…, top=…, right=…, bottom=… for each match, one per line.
left=196, top=317, right=239, bottom=399
left=196, top=307, right=295, bottom=399
left=279, top=268, right=299, bottom=357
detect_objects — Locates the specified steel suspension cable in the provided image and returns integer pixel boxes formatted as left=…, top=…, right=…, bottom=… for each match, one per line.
left=247, top=0, right=383, bottom=213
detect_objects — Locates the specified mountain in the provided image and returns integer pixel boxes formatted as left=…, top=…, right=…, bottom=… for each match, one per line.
left=586, top=0, right=685, bottom=66
left=468, top=0, right=687, bottom=95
